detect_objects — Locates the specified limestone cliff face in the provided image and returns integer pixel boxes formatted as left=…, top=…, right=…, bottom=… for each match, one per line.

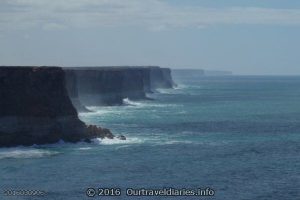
left=0, top=67, right=116, bottom=147
left=66, top=67, right=147, bottom=106
left=149, top=67, right=175, bottom=89
left=63, top=66, right=175, bottom=107
left=65, top=70, right=90, bottom=112
left=139, top=68, right=152, bottom=93
left=120, top=68, right=146, bottom=99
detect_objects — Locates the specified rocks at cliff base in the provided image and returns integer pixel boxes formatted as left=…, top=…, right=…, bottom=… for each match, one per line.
left=0, top=66, right=123, bottom=147
left=86, top=125, right=114, bottom=139
left=116, top=135, right=126, bottom=140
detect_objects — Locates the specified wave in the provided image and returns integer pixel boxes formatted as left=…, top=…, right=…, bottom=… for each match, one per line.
left=78, top=147, right=92, bottom=150
left=91, top=137, right=143, bottom=145
left=155, top=88, right=174, bottom=94
left=160, top=140, right=194, bottom=145
left=174, top=84, right=188, bottom=90
left=80, top=106, right=114, bottom=114
left=0, top=148, right=60, bottom=159
left=122, top=98, right=143, bottom=106
left=156, top=87, right=187, bottom=95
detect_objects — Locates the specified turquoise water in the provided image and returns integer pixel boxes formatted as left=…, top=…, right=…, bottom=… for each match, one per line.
left=1, top=75, right=300, bottom=200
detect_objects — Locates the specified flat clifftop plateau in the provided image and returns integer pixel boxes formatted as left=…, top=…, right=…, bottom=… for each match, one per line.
left=63, top=66, right=175, bottom=106
left=0, top=66, right=121, bottom=147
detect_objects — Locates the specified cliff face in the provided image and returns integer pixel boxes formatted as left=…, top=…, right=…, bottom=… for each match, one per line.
left=65, top=70, right=90, bottom=112
left=73, top=69, right=124, bottom=106
left=66, top=67, right=147, bottom=106
left=63, top=66, right=175, bottom=107
left=0, top=67, right=116, bottom=147
left=139, top=68, right=152, bottom=93
left=149, top=67, right=175, bottom=89
left=0, top=67, right=77, bottom=117
left=120, top=68, right=146, bottom=99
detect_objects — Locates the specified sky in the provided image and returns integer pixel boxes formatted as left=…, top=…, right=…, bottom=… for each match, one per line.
left=0, top=0, right=300, bottom=75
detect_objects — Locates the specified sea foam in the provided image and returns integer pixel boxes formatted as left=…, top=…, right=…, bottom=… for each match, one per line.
left=91, top=137, right=143, bottom=145
left=122, top=98, right=143, bottom=106
left=0, top=148, right=59, bottom=159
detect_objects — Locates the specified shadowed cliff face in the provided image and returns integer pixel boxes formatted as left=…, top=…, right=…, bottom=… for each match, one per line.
left=0, top=67, right=77, bottom=117
left=149, top=67, right=175, bottom=89
left=120, top=68, right=146, bottom=99
left=64, top=66, right=175, bottom=107
left=65, top=70, right=90, bottom=112
left=66, top=68, right=147, bottom=106
left=0, top=67, right=116, bottom=147
left=74, top=69, right=124, bottom=106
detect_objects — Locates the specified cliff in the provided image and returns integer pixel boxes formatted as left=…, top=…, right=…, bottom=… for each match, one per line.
left=172, top=69, right=205, bottom=78
left=149, top=67, right=176, bottom=89
left=64, top=66, right=175, bottom=106
left=65, top=71, right=90, bottom=112
left=65, top=67, right=147, bottom=106
left=0, top=67, right=119, bottom=147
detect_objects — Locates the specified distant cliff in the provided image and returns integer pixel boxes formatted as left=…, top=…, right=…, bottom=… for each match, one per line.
left=0, top=67, right=119, bottom=147
left=172, top=69, right=205, bottom=77
left=172, top=69, right=232, bottom=77
left=64, top=66, right=175, bottom=106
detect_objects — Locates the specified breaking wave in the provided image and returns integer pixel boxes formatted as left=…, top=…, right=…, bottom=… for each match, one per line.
left=78, top=147, right=92, bottom=150
left=91, top=137, right=144, bottom=145
left=122, top=98, right=143, bottom=106
left=0, top=148, right=60, bottom=159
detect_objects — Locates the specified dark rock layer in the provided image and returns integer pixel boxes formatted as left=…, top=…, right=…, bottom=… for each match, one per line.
left=0, top=67, right=118, bottom=147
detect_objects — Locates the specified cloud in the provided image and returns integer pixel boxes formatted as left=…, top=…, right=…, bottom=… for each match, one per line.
left=42, top=23, right=67, bottom=31
left=1, top=0, right=300, bottom=31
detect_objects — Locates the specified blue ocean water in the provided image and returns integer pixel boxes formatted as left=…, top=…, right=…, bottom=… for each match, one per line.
left=1, top=75, right=300, bottom=200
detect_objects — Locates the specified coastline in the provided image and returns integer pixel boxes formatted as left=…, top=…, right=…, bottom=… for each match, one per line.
left=0, top=66, right=175, bottom=147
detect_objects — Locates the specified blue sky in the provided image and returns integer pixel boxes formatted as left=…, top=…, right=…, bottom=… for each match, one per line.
left=0, top=0, right=299, bottom=75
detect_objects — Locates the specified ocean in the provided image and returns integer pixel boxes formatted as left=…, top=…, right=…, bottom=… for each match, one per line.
left=1, top=75, right=300, bottom=200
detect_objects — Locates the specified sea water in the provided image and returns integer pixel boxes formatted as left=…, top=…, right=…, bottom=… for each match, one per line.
left=1, top=75, right=300, bottom=200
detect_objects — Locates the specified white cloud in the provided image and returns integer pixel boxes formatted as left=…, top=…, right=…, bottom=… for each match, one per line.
left=0, top=0, right=300, bottom=31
